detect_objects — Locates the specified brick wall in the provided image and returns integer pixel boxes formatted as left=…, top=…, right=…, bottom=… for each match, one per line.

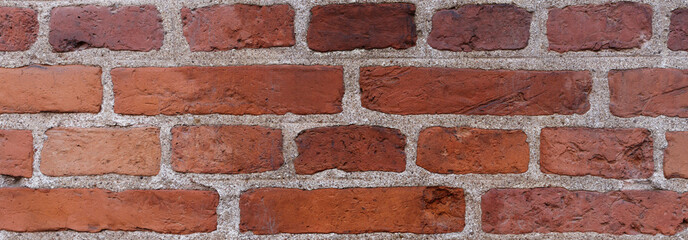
left=1, top=0, right=688, bottom=239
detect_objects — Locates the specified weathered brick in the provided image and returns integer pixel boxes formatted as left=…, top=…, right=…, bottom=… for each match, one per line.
left=482, top=188, right=688, bottom=235
left=112, top=65, right=343, bottom=115
left=664, top=131, right=688, bottom=178
left=417, top=127, right=529, bottom=174
left=49, top=5, right=163, bottom=52
left=307, top=3, right=416, bottom=52
left=547, top=2, right=652, bottom=52
left=0, top=130, right=33, bottom=178
left=171, top=125, right=283, bottom=174
left=540, top=128, right=653, bottom=179
left=668, top=8, right=688, bottom=51
left=182, top=4, right=295, bottom=51
left=0, top=65, right=102, bottom=113
left=240, top=187, right=464, bottom=234
left=0, top=7, right=38, bottom=51
left=360, top=66, right=591, bottom=115
left=40, top=127, right=160, bottom=176
left=609, top=68, right=688, bottom=117
left=428, top=4, right=532, bottom=52
left=294, top=125, right=405, bottom=174
left=0, top=188, right=218, bottom=234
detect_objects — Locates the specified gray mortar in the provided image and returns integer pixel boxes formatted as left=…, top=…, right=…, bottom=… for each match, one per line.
left=0, top=0, right=688, bottom=239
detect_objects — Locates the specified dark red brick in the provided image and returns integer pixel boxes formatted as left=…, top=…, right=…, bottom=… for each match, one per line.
left=0, top=7, right=38, bottom=51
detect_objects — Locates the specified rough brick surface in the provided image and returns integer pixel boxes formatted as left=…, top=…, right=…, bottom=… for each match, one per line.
left=609, top=68, right=688, bottom=117
left=547, top=2, right=652, bottom=52
left=0, top=130, right=33, bottom=178
left=540, top=128, right=653, bottom=179
left=664, top=132, right=688, bottom=178
left=0, top=65, right=102, bottom=114
left=40, top=128, right=161, bottom=176
left=307, top=3, right=416, bottom=52
left=360, top=67, right=591, bottom=115
left=182, top=4, right=295, bottom=51
left=49, top=5, right=163, bottom=52
left=668, top=9, right=688, bottom=51
left=428, top=5, right=532, bottom=52
left=171, top=125, right=283, bottom=174
left=294, top=125, right=405, bottom=174
left=240, top=187, right=464, bottom=234
left=417, top=127, right=529, bottom=174
left=482, top=188, right=688, bottom=235
left=0, top=7, right=38, bottom=51
left=0, top=188, right=218, bottom=234
left=112, top=65, right=343, bottom=115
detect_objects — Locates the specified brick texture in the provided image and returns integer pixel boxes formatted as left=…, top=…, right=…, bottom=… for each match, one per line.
left=417, top=127, right=529, bottom=174
left=240, top=187, right=464, bottom=234
left=112, top=65, right=343, bottom=115
left=40, top=127, right=161, bottom=176
left=49, top=5, right=163, bottom=52
left=0, top=130, right=33, bottom=178
left=547, top=2, right=652, bottom=52
left=0, top=188, right=218, bottom=234
left=294, top=125, right=406, bottom=174
left=171, top=125, right=283, bottom=174
left=609, top=68, right=688, bottom=117
left=360, top=67, right=591, bottom=115
left=182, top=4, right=295, bottom=51
left=0, top=7, right=38, bottom=51
left=540, top=128, right=653, bottom=179
left=428, top=4, right=532, bottom=52
left=668, top=8, right=688, bottom=51
left=664, top=131, right=688, bottom=178
left=0, top=65, right=102, bottom=114
left=307, top=3, right=416, bottom=52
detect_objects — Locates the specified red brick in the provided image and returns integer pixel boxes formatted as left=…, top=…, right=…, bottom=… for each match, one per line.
left=40, top=127, right=160, bottom=176
left=182, top=4, right=295, bottom=51
left=0, top=130, right=33, bottom=178
left=428, top=4, right=532, bottom=52
left=668, top=9, right=688, bottom=51
left=360, top=66, right=591, bottom=115
left=240, top=187, right=464, bottom=234
left=0, top=188, right=218, bottom=234
left=547, top=2, right=652, bottom=52
left=294, top=125, right=405, bottom=174
left=307, top=3, right=416, bottom=52
left=112, top=65, right=343, bottom=115
left=0, top=65, right=102, bottom=113
left=417, top=127, right=529, bottom=174
left=49, top=5, right=163, bottom=52
left=609, top=68, right=688, bottom=117
left=0, top=7, right=38, bottom=51
left=171, top=125, right=283, bottom=174
left=540, top=128, right=653, bottom=179
left=664, top=132, right=688, bottom=178
left=482, top=188, right=688, bottom=235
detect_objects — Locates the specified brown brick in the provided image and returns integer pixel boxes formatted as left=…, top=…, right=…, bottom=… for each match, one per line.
left=307, top=3, right=416, bottom=52
left=0, top=188, right=218, bottom=234
left=49, top=5, right=163, bottom=52
left=482, top=188, right=688, bottom=235
left=609, top=68, right=688, bottom=117
left=0, top=65, right=102, bottom=113
left=240, top=187, right=464, bottom=234
left=0, top=7, right=38, bottom=51
left=540, top=128, right=653, bottom=179
left=360, top=66, right=591, bottom=115
left=294, top=125, right=405, bottom=174
left=0, top=130, right=33, bottom=178
left=417, top=127, right=529, bottom=174
left=664, top=132, right=688, bottom=178
left=428, top=4, right=532, bottom=52
left=40, top=127, right=160, bottom=176
left=171, top=125, right=283, bottom=174
left=112, top=65, right=343, bottom=115
left=547, top=2, right=652, bottom=52
left=182, top=4, right=295, bottom=51
left=668, top=9, right=688, bottom=51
